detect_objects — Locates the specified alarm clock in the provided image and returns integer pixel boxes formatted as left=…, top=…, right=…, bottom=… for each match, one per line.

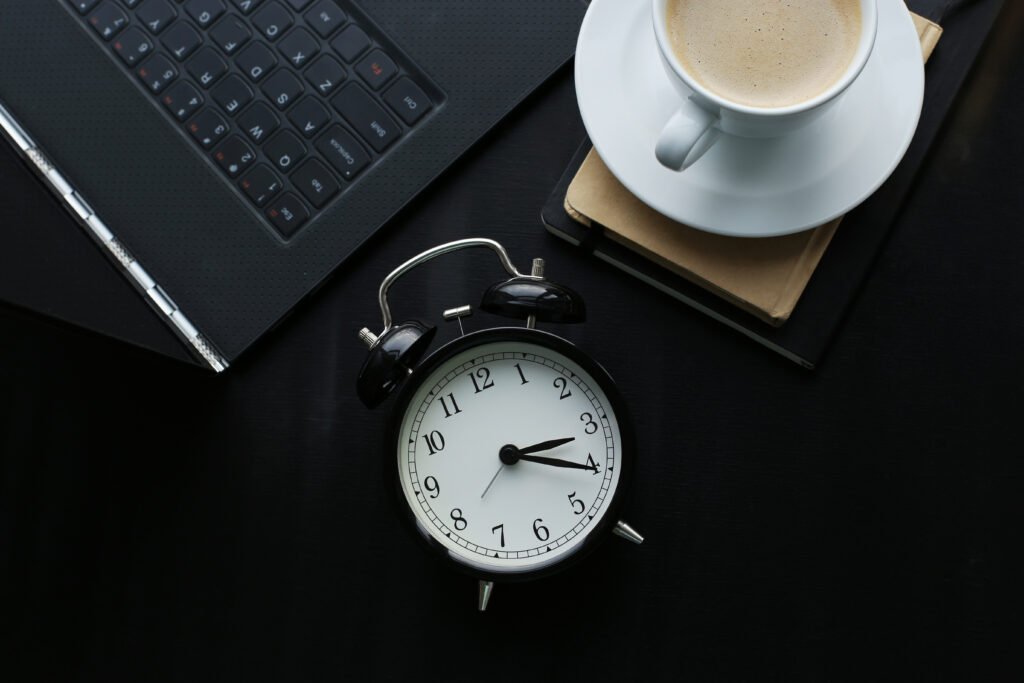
left=356, top=239, right=643, bottom=610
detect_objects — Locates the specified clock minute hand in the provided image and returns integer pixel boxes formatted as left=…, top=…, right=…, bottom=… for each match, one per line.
left=518, top=437, right=576, bottom=455
left=516, top=453, right=596, bottom=472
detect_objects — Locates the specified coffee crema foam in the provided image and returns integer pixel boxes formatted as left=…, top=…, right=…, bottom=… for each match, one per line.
left=666, top=0, right=862, bottom=108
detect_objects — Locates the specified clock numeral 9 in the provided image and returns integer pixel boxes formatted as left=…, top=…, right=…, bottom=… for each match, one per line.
left=491, top=523, right=505, bottom=548
left=450, top=508, right=467, bottom=531
left=580, top=412, right=599, bottom=435
left=532, top=518, right=550, bottom=542
left=567, top=491, right=585, bottom=515
left=439, top=392, right=461, bottom=418
left=470, top=367, right=495, bottom=394
left=422, top=430, right=445, bottom=455
left=424, top=476, right=440, bottom=499
left=554, top=377, right=573, bottom=400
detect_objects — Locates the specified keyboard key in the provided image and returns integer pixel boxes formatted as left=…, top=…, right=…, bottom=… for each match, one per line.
left=287, top=97, right=331, bottom=138
left=264, top=129, right=306, bottom=172
left=284, top=0, right=313, bottom=10
left=135, top=0, right=177, bottom=34
left=70, top=0, right=101, bottom=14
left=237, top=101, right=279, bottom=142
left=278, top=27, right=319, bottom=69
left=331, top=25, right=369, bottom=63
left=121, top=0, right=142, bottom=8
left=331, top=83, right=401, bottom=153
left=266, top=192, right=309, bottom=237
left=211, top=73, right=254, bottom=115
left=231, top=0, right=264, bottom=13
left=239, top=164, right=282, bottom=207
left=383, top=77, right=432, bottom=125
left=186, top=46, right=229, bottom=88
left=136, top=54, right=178, bottom=93
left=209, top=15, right=251, bottom=55
left=162, top=21, right=202, bottom=61
left=261, top=69, right=304, bottom=110
left=162, top=80, right=203, bottom=121
left=291, top=158, right=340, bottom=208
left=315, top=124, right=370, bottom=181
left=305, top=0, right=346, bottom=38
left=112, top=26, right=154, bottom=66
left=184, top=0, right=225, bottom=28
left=187, top=108, right=229, bottom=149
left=355, top=49, right=397, bottom=91
left=235, top=41, right=277, bottom=82
left=304, top=54, right=345, bottom=97
left=213, top=136, right=256, bottom=177
left=87, top=3, right=129, bottom=41
left=252, top=2, right=293, bottom=41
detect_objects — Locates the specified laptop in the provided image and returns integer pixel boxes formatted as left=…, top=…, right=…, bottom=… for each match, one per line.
left=0, top=0, right=587, bottom=371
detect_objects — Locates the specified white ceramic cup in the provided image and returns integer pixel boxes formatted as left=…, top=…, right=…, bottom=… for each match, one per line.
left=652, top=0, right=878, bottom=171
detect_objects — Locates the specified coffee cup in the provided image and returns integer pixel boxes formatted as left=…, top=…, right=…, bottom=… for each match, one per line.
left=652, top=0, right=878, bottom=171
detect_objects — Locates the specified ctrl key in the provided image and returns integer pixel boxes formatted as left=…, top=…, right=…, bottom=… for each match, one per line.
left=266, top=193, right=309, bottom=238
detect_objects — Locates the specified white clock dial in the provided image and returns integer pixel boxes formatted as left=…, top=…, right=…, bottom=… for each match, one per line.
left=397, top=338, right=623, bottom=574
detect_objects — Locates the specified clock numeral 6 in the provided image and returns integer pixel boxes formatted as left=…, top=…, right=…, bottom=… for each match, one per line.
left=554, top=376, right=572, bottom=400
left=532, top=518, right=550, bottom=542
left=424, top=476, right=440, bottom=499
left=580, top=412, right=599, bottom=435
left=491, top=523, right=505, bottom=548
left=450, top=508, right=467, bottom=531
left=422, top=430, right=445, bottom=455
left=470, top=367, right=494, bottom=394
left=567, top=491, right=585, bottom=515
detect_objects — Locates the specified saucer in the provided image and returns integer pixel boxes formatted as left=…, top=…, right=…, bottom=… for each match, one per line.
left=575, top=0, right=925, bottom=237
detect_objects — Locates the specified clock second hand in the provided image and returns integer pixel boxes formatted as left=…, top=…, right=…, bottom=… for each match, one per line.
left=480, top=465, right=505, bottom=499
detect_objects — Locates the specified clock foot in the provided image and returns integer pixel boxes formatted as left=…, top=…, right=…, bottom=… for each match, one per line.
left=478, top=580, right=494, bottom=612
left=612, top=520, right=644, bottom=545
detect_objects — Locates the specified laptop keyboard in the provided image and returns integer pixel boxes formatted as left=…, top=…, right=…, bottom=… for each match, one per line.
left=67, top=0, right=440, bottom=239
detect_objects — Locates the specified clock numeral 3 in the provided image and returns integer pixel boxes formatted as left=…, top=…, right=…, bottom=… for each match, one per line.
left=514, top=363, right=529, bottom=385
left=422, top=430, right=446, bottom=455
left=470, top=367, right=494, bottom=394
left=439, top=392, right=461, bottom=418
left=450, top=508, right=467, bottom=531
left=586, top=453, right=601, bottom=475
left=491, top=523, right=505, bottom=548
left=554, top=376, right=572, bottom=400
left=532, top=518, right=550, bottom=542
left=567, top=491, right=585, bottom=515
left=580, top=412, right=599, bottom=435
left=424, top=476, right=440, bottom=499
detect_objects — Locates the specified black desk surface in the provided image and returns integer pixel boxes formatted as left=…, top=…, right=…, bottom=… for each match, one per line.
left=2, top=3, right=1021, bottom=680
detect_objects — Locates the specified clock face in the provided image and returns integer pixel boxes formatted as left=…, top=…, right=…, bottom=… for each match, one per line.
left=395, top=331, right=626, bottom=575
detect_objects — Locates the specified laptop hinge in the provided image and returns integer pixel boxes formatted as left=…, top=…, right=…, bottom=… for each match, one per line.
left=0, top=100, right=229, bottom=372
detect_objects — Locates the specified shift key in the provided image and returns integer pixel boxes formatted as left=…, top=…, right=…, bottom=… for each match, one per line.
left=331, top=83, right=401, bottom=153
left=315, top=125, right=371, bottom=181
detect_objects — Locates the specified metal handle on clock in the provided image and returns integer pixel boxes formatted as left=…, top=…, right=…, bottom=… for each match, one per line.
left=370, top=239, right=542, bottom=344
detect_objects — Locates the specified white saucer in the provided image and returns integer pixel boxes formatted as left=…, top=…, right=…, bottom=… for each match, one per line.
left=575, top=0, right=925, bottom=237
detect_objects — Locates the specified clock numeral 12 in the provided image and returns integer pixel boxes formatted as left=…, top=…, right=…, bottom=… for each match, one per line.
left=439, top=392, right=461, bottom=418
left=423, top=430, right=445, bottom=455
left=470, top=367, right=494, bottom=393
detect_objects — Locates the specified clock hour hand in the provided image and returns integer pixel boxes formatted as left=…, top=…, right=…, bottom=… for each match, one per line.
left=518, top=437, right=576, bottom=455
left=515, top=453, right=597, bottom=472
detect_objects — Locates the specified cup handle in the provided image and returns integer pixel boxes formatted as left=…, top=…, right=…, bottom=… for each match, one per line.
left=655, top=98, right=720, bottom=171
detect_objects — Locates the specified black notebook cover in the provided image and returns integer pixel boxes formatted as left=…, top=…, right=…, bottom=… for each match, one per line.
left=543, top=0, right=1004, bottom=369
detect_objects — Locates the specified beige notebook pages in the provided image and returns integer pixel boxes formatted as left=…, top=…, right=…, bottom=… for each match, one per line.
left=566, top=13, right=942, bottom=326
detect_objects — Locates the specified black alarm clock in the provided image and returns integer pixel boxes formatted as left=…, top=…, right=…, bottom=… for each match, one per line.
left=356, top=239, right=643, bottom=610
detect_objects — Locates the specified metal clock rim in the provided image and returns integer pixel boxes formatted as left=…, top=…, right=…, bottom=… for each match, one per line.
left=384, top=326, right=637, bottom=584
